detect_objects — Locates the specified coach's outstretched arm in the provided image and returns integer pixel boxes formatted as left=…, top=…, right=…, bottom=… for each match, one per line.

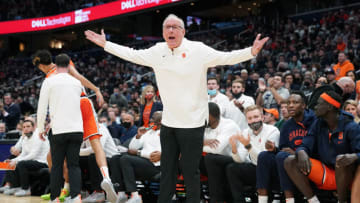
left=85, top=29, right=269, bottom=69
left=85, top=29, right=106, bottom=48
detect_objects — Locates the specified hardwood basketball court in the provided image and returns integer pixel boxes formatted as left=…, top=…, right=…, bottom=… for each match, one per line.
left=0, top=194, right=46, bottom=203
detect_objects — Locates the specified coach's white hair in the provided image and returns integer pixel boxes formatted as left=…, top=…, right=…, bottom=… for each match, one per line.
left=163, top=14, right=185, bottom=29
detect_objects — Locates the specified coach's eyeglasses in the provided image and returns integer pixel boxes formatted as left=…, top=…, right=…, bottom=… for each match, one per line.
left=163, top=25, right=184, bottom=31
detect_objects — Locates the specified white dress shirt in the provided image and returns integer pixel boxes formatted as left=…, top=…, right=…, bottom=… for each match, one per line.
left=129, top=129, right=161, bottom=166
left=227, top=94, right=255, bottom=130
left=203, top=118, right=243, bottom=157
left=13, top=128, right=49, bottom=164
left=232, top=123, right=280, bottom=165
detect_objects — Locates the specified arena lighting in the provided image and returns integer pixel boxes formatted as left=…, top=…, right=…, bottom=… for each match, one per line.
left=19, top=43, right=25, bottom=52
left=0, top=0, right=183, bottom=35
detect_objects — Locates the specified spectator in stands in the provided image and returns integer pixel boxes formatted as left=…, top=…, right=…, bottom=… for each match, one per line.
left=0, top=93, right=21, bottom=131
left=336, top=37, right=346, bottom=52
left=256, top=73, right=290, bottom=110
left=263, top=108, right=279, bottom=126
left=2, top=119, right=49, bottom=197
left=85, top=13, right=268, bottom=203
left=284, top=73, right=300, bottom=91
left=97, top=102, right=109, bottom=118
left=308, top=77, right=355, bottom=110
left=227, top=79, right=255, bottom=130
left=284, top=91, right=360, bottom=203
left=117, top=112, right=137, bottom=146
left=80, top=123, right=120, bottom=203
left=300, top=73, right=315, bottom=99
left=324, top=68, right=336, bottom=84
left=110, top=111, right=162, bottom=203
left=107, top=110, right=122, bottom=139
left=314, top=76, right=328, bottom=89
left=139, top=85, right=162, bottom=127
left=207, top=76, right=231, bottom=118
left=346, top=70, right=356, bottom=82
left=346, top=70, right=357, bottom=99
left=203, top=102, right=243, bottom=203
left=109, top=87, right=128, bottom=110
left=0, top=122, right=5, bottom=139
left=333, top=52, right=354, bottom=81
left=288, top=55, right=302, bottom=70
left=258, top=91, right=315, bottom=203
left=274, top=100, right=290, bottom=130
left=343, top=99, right=360, bottom=123
left=226, top=105, right=280, bottom=202
left=16, top=96, right=34, bottom=116
left=240, top=69, right=257, bottom=97
left=99, top=115, right=110, bottom=126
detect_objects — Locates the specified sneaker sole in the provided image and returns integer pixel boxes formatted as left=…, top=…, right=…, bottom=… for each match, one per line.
left=101, top=181, right=117, bottom=203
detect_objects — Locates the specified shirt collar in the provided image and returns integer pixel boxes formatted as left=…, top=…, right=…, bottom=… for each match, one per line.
left=166, top=38, right=188, bottom=54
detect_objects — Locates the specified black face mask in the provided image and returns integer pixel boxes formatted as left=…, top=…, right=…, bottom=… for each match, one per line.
left=122, top=122, right=131, bottom=129
left=248, top=121, right=263, bottom=131
left=232, top=91, right=242, bottom=99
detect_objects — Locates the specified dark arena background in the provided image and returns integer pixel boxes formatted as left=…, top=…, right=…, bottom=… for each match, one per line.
left=1, top=0, right=360, bottom=202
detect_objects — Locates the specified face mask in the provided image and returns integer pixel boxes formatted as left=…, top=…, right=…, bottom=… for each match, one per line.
left=208, top=89, right=217, bottom=96
left=249, top=121, right=263, bottom=131
left=145, top=94, right=153, bottom=100
left=25, top=132, right=32, bottom=138
left=232, top=91, right=242, bottom=99
left=122, top=122, right=131, bottom=129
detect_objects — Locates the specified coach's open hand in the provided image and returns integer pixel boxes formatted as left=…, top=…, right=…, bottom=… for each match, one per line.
left=85, top=29, right=106, bottom=48
left=251, top=34, right=269, bottom=56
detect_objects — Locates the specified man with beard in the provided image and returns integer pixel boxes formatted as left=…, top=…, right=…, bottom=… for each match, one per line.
left=227, top=79, right=255, bottom=130
left=308, top=77, right=355, bottom=110
left=227, top=105, right=280, bottom=202
left=207, top=76, right=231, bottom=118
left=256, top=73, right=290, bottom=111
left=2, top=119, right=49, bottom=197
left=333, top=52, right=354, bottom=81
left=257, top=91, right=316, bottom=203
left=284, top=91, right=360, bottom=203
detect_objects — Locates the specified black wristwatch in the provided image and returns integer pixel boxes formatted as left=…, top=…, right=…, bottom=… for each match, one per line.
left=245, top=143, right=252, bottom=150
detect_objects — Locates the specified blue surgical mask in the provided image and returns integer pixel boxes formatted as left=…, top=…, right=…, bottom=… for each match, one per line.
left=208, top=89, right=217, bottom=96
